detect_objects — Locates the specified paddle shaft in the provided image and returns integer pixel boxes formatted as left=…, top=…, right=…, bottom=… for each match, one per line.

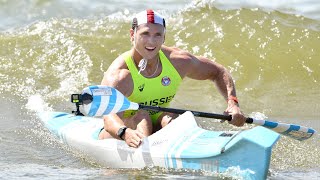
left=139, top=104, right=254, bottom=123
left=139, top=104, right=316, bottom=141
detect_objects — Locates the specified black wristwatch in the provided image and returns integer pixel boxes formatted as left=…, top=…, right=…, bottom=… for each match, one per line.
left=117, top=127, right=127, bottom=140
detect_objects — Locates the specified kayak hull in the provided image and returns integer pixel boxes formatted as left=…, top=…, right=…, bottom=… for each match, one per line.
left=39, top=111, right=279, bottom=180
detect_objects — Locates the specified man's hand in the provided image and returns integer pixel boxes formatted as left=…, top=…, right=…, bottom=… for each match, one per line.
left=122, top=128, right=145, bottom=148
left=223, top=102, right=246, bottom=127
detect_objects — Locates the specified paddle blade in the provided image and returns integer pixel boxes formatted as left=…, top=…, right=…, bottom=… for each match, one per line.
left=251, top=118, right=317, bottom=141
left=82, top=85, right=139, bottom=116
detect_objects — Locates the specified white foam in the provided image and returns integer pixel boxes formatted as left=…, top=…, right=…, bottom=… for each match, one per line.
left=26, top=94, right=52, bottom=113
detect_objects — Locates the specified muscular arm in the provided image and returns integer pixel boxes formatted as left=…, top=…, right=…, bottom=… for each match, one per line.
left=163, top=46, right=245, bottom=126
left=166, top=47, right=236, bottom=101
left=101, top=57, right=147, bottom=147
left=100, top=56, right=133, bottom=140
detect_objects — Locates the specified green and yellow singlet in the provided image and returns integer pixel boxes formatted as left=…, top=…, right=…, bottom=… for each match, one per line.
left=123, top=50, right=182, bottom=124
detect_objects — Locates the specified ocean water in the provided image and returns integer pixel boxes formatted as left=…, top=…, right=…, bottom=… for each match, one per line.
left=0, top=0, right=319, bottom=179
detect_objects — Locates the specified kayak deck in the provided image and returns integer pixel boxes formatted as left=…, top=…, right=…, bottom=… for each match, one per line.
left=39, top=111, right=279, bottom=180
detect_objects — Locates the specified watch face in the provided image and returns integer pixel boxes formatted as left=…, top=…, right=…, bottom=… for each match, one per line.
left=117, top=127, right=127, bottom=140
left=117, top=128, right=123, bottom=136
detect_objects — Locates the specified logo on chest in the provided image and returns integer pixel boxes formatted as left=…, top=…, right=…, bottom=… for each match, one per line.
left=138, top=84, right=145, bottom=92
left=161, top=76, right=171, bottom=86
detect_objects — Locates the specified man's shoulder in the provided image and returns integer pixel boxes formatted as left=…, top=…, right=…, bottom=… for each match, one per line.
left=103, top=51, right=132, bottom=81
left=162, top=46, right=192, bottom=62
left=162, top=45, right=184, bottom=54
left=109, top=52, right=130, bottom=70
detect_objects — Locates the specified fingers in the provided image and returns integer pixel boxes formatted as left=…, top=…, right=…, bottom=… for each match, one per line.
left=229, top=114, right=246, bottom=127
left=220, top=111, right=229, bottom=123
left=135, top=130, right=145, bottom=139
left=224, top=106, right=246, bottom=127
left=128, top=137, right=142, bottom=148
left=128, top=139, right=141, bottom=148
left=124, top=129, right=143, bottom=148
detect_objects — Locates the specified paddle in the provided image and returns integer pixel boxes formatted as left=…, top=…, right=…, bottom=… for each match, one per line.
left=78, top=85, right=316, bottom=141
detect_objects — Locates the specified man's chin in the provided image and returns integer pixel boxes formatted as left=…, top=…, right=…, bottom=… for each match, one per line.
left=142, top=53, right=158, bottom=60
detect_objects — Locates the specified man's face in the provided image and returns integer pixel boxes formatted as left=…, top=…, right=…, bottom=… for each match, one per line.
left=131, top=23, right=165, bottom=60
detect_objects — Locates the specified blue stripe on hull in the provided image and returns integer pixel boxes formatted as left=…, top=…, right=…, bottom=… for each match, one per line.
left=167, top=128, right=203, bottom=169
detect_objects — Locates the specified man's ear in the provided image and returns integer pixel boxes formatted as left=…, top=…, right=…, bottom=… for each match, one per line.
left=130, top=29, right=134, bottom=42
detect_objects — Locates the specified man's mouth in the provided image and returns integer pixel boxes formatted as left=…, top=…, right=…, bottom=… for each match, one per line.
left=145, top=46, right=156, bottom=51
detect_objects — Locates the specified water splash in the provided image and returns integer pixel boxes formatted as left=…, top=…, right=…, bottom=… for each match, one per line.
left=26, top=94, right=53, bottom=113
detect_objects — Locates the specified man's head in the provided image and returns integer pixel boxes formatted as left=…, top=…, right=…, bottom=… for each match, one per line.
left=132, top=9, right=166, bottom=30
left=130, top=9, right=166, bottom=60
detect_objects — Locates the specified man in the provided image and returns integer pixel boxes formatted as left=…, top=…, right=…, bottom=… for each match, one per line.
left=98, top=9, right=246, bottom=148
